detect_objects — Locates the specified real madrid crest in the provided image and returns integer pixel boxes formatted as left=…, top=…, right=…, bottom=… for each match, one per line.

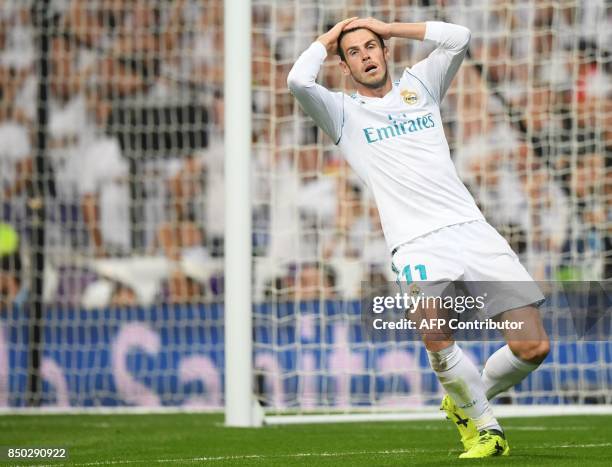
left=401, top=90, right=418, bottom=105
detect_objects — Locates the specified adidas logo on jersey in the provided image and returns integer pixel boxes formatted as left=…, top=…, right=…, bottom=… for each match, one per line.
left=363, top=112, right=435, bottom=144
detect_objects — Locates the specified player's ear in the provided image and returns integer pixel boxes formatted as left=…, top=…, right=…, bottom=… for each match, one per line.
left=384, top=45, right=390, bottom=61
left=339, top=60, right=350, bottom=76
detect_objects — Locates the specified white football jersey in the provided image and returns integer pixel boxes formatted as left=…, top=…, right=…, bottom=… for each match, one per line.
left=288, top=21, right=485, bottom=253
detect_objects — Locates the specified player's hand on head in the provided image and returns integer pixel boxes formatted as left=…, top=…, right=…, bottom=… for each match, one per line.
left=343, top=17, right=392, bottom=40
left=317, top=17, right=358, bottom=56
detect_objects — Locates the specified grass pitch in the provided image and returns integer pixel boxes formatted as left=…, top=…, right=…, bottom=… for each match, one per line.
left=1, top=413, right=611, bottom=465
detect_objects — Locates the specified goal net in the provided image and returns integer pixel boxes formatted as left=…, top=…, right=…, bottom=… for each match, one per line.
left=0, top=0, right=610, bottom=419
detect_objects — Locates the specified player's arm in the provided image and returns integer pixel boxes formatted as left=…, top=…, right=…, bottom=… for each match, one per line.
left=407, top=22, right=471, bottom=104
left=287, top=18, right=356, bottom=144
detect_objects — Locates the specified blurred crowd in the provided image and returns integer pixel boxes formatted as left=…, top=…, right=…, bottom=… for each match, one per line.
left=0, top=0, right=610, bottom=310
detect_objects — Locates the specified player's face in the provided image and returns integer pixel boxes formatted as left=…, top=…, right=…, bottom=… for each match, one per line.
left=339, top=29, right=390, bottom=91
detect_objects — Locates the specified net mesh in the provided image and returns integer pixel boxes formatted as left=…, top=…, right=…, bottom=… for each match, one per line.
left=0, top=0, right=610, bottom=410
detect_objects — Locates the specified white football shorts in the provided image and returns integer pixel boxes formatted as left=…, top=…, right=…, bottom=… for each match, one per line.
left=391, top=220, right=545, bottom=318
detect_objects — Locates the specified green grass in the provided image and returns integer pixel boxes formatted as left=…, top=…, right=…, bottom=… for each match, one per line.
left=1, top=414, right=611, bottom=465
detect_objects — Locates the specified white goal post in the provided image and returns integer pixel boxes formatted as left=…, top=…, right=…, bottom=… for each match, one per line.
left=223, top=0, right=263, bottom=428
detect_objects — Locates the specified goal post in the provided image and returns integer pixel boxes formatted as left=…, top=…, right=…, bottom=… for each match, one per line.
left=224, top=0, right=263, bottom=427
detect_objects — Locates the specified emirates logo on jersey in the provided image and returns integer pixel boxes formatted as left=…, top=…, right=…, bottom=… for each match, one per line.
left=401, top=90, right=418, bottom=105
left=363, top=113, right=435, bottom=144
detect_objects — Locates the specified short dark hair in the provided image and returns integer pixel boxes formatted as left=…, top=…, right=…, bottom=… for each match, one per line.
left=337, top=27, right=385, bottom=62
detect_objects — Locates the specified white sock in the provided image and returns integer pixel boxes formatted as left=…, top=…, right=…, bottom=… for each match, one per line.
left=482, top=344, right=540, bottom=400
left=428, top=343, right=502, bottom=432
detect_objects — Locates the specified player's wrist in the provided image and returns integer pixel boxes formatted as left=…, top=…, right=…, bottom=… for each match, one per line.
left=387, top=22, right=399, bottom=39
left=316, top=35, right=334, bottom=56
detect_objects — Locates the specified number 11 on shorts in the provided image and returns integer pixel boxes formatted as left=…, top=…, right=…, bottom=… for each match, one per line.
left=402, top=264, right=427, bottom=282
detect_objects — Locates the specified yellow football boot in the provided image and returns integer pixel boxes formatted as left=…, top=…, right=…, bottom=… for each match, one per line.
left=440, top=394, right=479, bottom=451
left=458, top=429, right=510, bottom=459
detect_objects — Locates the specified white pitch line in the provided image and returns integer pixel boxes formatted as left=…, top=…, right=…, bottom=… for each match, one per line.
left=539, top=443, right=612, bottom=449
left=29, top=442, right=612, bottom=467
left=28, top=449, right=428, bottom=467
left=502, top=426, right=589, bottom=431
